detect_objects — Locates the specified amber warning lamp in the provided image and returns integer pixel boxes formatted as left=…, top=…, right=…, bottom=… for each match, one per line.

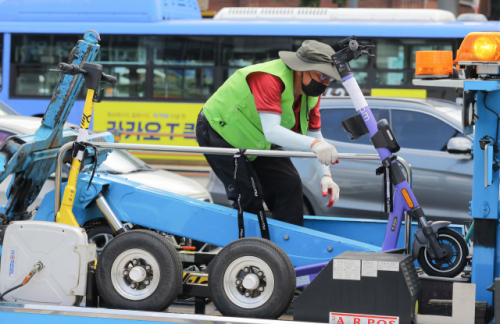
left=415, top=51, right=453, bottom=78
left=415, top=32, right=500, bottom=79
left=456, top=32, right=500, bottom=63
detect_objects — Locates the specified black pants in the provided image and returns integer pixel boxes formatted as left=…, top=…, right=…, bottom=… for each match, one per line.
left=196, top=109, right=304, bottom=226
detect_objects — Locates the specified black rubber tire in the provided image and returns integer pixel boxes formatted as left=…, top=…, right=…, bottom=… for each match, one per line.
left=96, top=230, right=183, bottom=311
left=417, top=227, right=469, bottom=278
left=208, top=237, right=295, bottom=319
left=87, top=225, right=115, bottom=258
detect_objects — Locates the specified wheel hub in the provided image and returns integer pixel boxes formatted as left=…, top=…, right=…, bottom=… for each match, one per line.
left=123, top=259, right=153, bottom=288
left=129, top=266, right=147, bottom=282
left=235, top=266, right=266, bottom=298
left=438, top=242, right=455, bottom=263
left=223, top=255, right=275, bottom=309
left=242, top=273, right=260, bottom=290
left=111, top=249, right=161, bottom=301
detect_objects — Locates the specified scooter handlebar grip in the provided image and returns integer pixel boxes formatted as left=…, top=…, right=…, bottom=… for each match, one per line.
left=58, top=63, right=80, bottom=75
left=101, top=73, right=117, bottom=85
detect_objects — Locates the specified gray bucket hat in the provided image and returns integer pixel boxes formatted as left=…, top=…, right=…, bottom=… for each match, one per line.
left=279, top=40, right=341, bottom=81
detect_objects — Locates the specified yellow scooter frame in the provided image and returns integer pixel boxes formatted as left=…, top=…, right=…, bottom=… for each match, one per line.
left=53, top=62, right=116, bottom=227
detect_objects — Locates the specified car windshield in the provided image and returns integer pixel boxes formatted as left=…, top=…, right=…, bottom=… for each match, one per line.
left=97, top=149, right=153, bottom=174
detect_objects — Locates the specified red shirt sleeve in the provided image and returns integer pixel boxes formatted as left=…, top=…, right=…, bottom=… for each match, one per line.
left=308, top=96, right=322, bottom=131
left=247, top=72, right=285, bottom=115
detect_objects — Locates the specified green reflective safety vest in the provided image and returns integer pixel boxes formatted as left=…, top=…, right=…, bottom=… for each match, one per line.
left=203, top=59, right=319, bottom=159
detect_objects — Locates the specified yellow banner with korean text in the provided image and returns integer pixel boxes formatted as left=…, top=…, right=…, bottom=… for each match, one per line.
left=93, top=101, right=205, bottom=162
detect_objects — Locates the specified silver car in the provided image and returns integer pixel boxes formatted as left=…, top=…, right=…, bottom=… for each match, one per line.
left=207, top=97, right=473, bottom=224
left=0, top=116, right=212, bottom=210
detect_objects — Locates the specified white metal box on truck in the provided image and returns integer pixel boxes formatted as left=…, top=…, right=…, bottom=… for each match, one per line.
left=0, top=221, right=96, bottom=305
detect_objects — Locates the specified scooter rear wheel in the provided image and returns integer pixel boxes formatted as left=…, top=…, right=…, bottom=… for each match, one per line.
left=96, top=230, right=183, bottom=311
left=208, top=237, right=295, bottom=319
left=417, top=227, right=468, bottom=278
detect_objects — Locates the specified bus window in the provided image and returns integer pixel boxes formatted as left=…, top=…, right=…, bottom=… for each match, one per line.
left=97, top=35, right=147, bottom=64
left=97, top=35, right=147, bottom=99
left=11, top=34, right=76, bottom=64
left=221, top=36, right=290, bottom=80
left=153, top=67, right=214, bottom=99
left=353, top=71, right=368, bottom=85
left=151, top=36, right=216, bottom=66
left=375, top=38, right=453, bottom=86
left=11, top=34, right=78, bottom=96
left=376, top=71, right=414, bottom=86
left=376, top=38, right=405, bottom=73
left=221, top=36, right=289, bottom=68
left=102, top=66, right=146, bottom=98
left=221, top=36, right=372, bottom=88
left=14, top=66, right=60, bottom=96
left=151, top=36, right=216, bottom=99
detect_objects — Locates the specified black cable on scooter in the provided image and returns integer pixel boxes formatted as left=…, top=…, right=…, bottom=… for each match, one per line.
left=72, top=141, right=99, bottom=190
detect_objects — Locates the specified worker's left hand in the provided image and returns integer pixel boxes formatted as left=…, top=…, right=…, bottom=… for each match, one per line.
left=321, top=175, right=339, bottom=207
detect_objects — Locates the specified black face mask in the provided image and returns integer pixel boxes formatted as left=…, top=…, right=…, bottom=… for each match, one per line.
left=301, top=72, right=327, bottom=97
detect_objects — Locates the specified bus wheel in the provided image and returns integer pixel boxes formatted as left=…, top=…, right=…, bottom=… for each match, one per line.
left=96, top=230, right=183, bottom=311
left=208, top=237, right=295, bottom=318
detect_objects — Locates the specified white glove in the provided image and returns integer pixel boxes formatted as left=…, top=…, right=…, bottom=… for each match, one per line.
left=321, top=175, right=339, bottom=207
left=311, top=141, right=339, bottom=165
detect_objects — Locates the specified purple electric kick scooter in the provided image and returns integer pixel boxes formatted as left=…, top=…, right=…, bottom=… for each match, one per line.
left=297, top=37, right=468, bottom=281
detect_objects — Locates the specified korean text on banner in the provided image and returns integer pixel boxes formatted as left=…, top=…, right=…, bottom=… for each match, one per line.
left=94, top=102, right=204, bottom=161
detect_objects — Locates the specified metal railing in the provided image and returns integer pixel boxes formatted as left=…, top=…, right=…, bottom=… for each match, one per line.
left=54, top=143, right=413, bottom=253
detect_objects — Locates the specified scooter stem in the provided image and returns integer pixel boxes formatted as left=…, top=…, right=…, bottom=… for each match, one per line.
left=56, top=89, right=95, bottom=227
left=55, top=62, right=117, bottom=228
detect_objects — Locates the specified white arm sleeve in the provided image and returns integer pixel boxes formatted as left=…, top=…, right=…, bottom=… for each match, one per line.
left=306, top=130, right=332, bottom=178
left=259, top=112, right=316, bottom=151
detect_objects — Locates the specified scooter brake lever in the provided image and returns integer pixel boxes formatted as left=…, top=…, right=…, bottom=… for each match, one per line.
left=361, top=50, right=375, bottom=58
left=357, top=45, right=375, bottom=56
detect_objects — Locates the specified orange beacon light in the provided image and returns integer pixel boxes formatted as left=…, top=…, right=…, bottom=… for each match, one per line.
left=415, top=51, right=453, bottom=78
left=455, top=32, right=500, bottom=63
left=415, top=32, right=500, bottom=78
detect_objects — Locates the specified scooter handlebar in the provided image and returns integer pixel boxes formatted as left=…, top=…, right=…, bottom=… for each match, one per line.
left=58, top=63, right=81, bottom=75
left=57, top=62, right=117, bottom=84
left=101, top=73, right=117, bottom=85
left=333, top=36, right=355, bottom=52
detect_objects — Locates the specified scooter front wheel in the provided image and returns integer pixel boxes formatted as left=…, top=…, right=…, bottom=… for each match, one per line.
left=417, top=227, right=468, bottom=278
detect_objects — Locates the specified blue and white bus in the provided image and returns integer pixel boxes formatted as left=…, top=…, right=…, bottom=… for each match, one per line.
left=0, top=1, right=498, bottom=161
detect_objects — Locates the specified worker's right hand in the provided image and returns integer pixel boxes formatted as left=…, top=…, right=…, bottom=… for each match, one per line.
left=321, top=175, right=339, bottom=207
left=311, top=140, right=338, bottom=165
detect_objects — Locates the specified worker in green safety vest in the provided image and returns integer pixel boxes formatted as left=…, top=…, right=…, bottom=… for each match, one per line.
left=196, top=40, right=341, bottom=226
